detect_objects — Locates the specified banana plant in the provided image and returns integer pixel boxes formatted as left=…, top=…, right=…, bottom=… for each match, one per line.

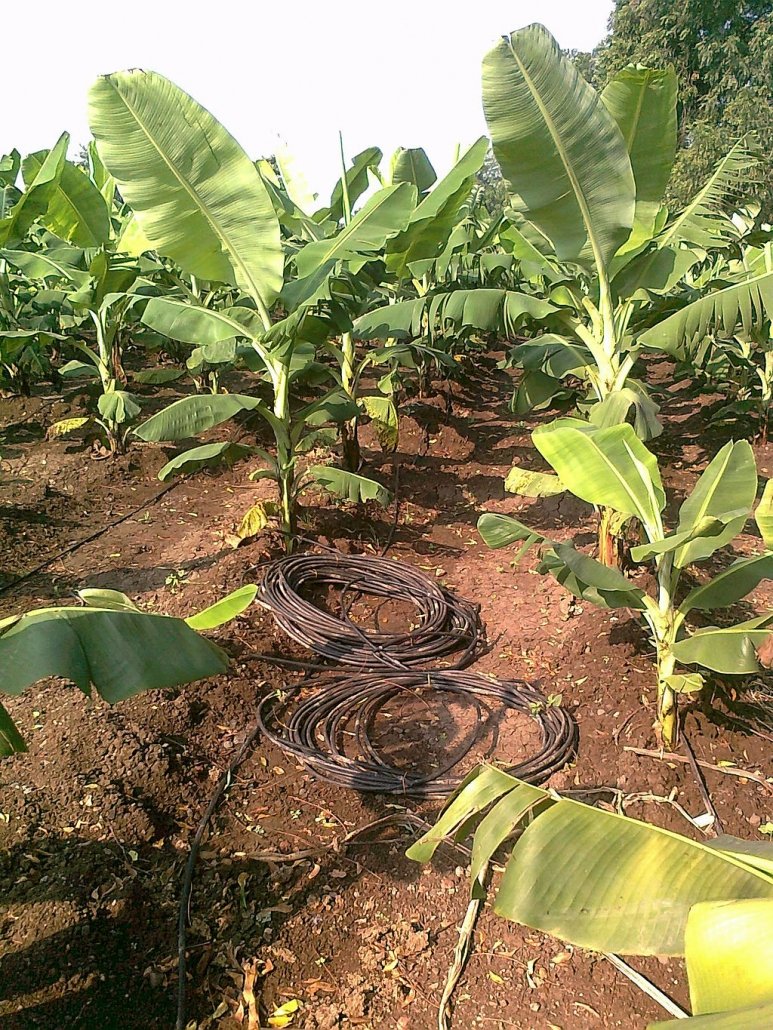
left=407, top=764, right=773, bottom=1026
left=0, top=584, right=257, bottom=755
left=642, top=238, right=773, bottom=443
left=479, top=421, right=772, bottom=746
left=0, top=138, right=165, bottom=447
left=349, top=139, right=526, bottom=398
left=478, top=25, right=762, bottom=438
left=271, top=139, right=496, bottom=467
left=0, top=139, right=75, bottom=393
left=88, top=71, right=411, bottom=547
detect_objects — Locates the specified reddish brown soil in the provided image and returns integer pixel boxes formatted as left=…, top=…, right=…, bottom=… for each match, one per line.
left=0, top=359, right=771, bottom=1030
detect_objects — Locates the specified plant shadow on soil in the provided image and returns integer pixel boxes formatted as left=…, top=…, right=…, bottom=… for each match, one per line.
left=0, top=355, right=771, bottom=1029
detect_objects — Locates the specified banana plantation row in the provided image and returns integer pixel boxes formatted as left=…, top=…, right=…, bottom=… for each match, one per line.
left=1, top=23, right=771, bottom=1029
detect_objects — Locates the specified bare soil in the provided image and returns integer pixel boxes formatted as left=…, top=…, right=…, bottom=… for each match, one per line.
left=0, top=358, right=771, bottom=1030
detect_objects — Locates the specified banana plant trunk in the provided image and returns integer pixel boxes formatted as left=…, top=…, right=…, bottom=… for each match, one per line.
left=340, top=331, right=360, bottom=471
left=598, top=507, right=625, bottom=568
left=272, top=366, right=296, bottom=553
left=652, top=571, right=679, bottom=750
left=656, top=646, right=678, bottom=750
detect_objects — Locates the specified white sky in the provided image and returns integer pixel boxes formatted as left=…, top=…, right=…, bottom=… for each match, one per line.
left=5, top=0, right=613, bottom=201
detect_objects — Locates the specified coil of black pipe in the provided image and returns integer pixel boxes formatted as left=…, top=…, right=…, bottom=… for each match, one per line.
left=259, top=552, right=485, bottom=669
left=257, top=669, right=577, bottom=798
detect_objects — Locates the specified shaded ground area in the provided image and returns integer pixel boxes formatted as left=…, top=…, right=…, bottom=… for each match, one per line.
left=0, top=358, right=771, bottom=1029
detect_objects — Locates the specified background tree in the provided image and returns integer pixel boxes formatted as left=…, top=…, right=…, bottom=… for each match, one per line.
left=573, top=1, right=773, bottom=218
left=474, top=148, right=508, bottom=219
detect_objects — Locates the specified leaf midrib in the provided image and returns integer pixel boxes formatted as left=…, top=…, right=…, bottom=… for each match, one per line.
left=106, top=77, right=265, bottom=308
left=506, top=38, right=608, bottom=276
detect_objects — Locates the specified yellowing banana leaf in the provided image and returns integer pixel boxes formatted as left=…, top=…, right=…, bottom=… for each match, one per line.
left=504, top=467, right=565, bottom=497
left=685, top=899, right=773, bottom=1016
left=408, top=766, right=773, bottom=957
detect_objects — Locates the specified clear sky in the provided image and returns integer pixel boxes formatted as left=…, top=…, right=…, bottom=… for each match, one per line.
left=4, top=0, right=614, bottom=202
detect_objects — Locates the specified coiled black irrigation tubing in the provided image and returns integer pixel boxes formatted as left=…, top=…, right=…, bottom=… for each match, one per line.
left=256, top=552, right=577, bottom=795
left=257, top=669, right=576, bottom=798
left=259, top=552, right=484, bottom=670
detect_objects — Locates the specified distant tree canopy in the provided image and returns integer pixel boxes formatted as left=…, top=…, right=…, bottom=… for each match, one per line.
left=474, top=148, right=507, bottom=219
left=574, top=1, right=773, bottom=218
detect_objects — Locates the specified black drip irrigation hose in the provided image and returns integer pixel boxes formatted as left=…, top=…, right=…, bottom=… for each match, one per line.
left=0, top=480, right=182, bottom=598
left=257, top=669, right=577, bottom=798
left=258, top=551, right=485, bottom=670
left=255, top=552, right=578, bottom=794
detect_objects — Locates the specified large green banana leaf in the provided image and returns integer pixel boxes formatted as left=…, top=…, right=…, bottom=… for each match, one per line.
left=389, top=147, right=436, bottom=194
left=477, top=511, right=542, bottom=549
left=407, top=765, right=773, bottom=956
left=0, top=248, right=88, bottom=286
left=22, top=153, right=110, bottom=247
left=477, top=512, right=647, bottom=610
left=658, top=137, right=758, bottom=251
left=532, top=419, right=665, bottom=534
left=0, top=133, right=68, bottom=246
left=540, top=543, right=649, bottom=610
left=141, top=296, right=252, bottom=346
left=587, top=385, right=663, bottom=440
left=680, top=552, right=770, bottom=613
left=88, top=70, right=283, bottom=308
left=157, top=441, right=256, bottom=481
left=630, top=516, right=739, bottom=564
left=482, top=23, right=635, bottom=270
left=386, top=138, right=488, bottom=277
left=612, top=244, right=701, bottom=301
left=308, top=466, right=391, bottom=507
left=295, top=183, right=416, bottom=278
left=0, top=585, right=257, bottom=752
left=135, top=393, right=268, bottom=442
left=639, top=270, right=773, bottom=355
left=672, top=614, right=773, bottom=674
left=354, top=288, right=554, bottom=341
left=601, top=66, right=677, bottom=255
left=320, top=146, right=382, bottom=225
left=0, top=607, right=227, bottom=705
left=673, top=441, right=757, bottom=567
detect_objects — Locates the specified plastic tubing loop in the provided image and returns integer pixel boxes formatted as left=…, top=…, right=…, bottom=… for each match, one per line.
left=256, top=669, right=577, bottom=798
